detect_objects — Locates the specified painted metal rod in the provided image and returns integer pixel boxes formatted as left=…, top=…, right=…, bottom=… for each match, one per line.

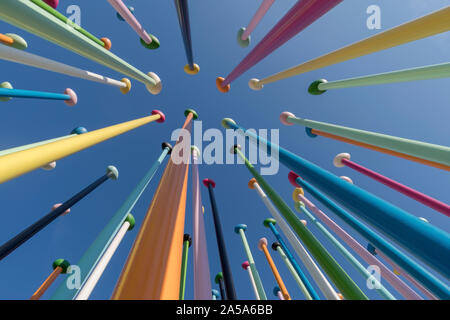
left=235, top=224, right=268, bottom=300
left=75, top=215, right=135, bottom=300
left=0, top=110, right=164, bottom=184
left=0, top=45, right=131, bottom=94
left=242, top=261, right=260, bottom=300
left=237, top=0, right=275, bottom=47
left=0, top=166, right=118, bottom=260
left=30, top=259, right=69, bottom=300
left=0, top=86, right=77, bottom=106
left=216, top=0, right=342, bottom=92
left=258, top=238, right=291, bottom=300
left=0, top=0, right=162, bottom=93
left=52, top=143, right=171, bottom=300
left=215, top=273, right=226, bottom=300
left=309, top=62, right=450, bottom=94
left=294, top=189, right=422, bottom=300
left=249, top=179, right=319, bottom=299
left=179, top=234, right=192, bottom=300
left=233, top=146, right=367, bottom=300
left=203, top=179, right=238, bottom=300
left=249, top=7, right=450, bottom=89
left=334, top=153, right=450, bottom=217
left=0, top=32, right=27, bottom=50
left=281, top=112, right=450, bottom=169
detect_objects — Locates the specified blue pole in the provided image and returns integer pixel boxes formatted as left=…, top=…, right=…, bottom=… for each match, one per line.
left=174, top=0, right=194, bottom=68
left=0, top=88, right=70, bottom=101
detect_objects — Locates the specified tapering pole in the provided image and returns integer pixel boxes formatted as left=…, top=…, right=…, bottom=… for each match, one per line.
left=179, top=234, right=192, bottom=300
left=216, top=0, right=342, bottom=92
left=232, top=145, right=367, bottom=300
left=281, top=112, right=450, bottom=170
left=203, top=178, right=238, bottom=300
left=235, top=224, right=268, bottom=300
left=0, top=45, right=131, bottom=94
left=30, top=259, right=70, bottom=300
left=293, top=188, right=422, bottom=300
left=273, top=286, right=284, bottom=300
left=0, top=82, right=77, bottom=106
left=215, top=272, right=226, bottom=300
left=52, top=142, right=172, bottom=300
left=0, top=110, right=164, bottom=184
left=258, top=238, right=291, bottom=300
left=107, top=0, right=160, bottom=49
left=242, top=261, right=260, bottom=300
left=249, top=178, right=320, bottom=300
left=0, top=0, right=162, bottom=93
left=333, top=153, right=450, bottom=216
left=237, top=0, right=275, bottom=48
left=309, top=62, right=450, bottom=94
left=0, top=32, right=27, bottom=50
left=212, top=289, right=220, bottom=300
left=0, top=166, right=118, bottom=261
left=248, top=7, right=450, bottom=90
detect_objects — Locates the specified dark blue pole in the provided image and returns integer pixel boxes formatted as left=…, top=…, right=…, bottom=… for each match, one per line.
left=174, top=0, right=194, bottom=68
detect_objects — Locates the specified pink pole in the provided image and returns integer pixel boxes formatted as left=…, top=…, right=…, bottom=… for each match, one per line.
left=334, top=153, right=450, bottom=217
left=295, top=191, right=423, bottom=300
left=241, top=0, right=275, bottom=40
left=192, top=146, right=212, bottom=299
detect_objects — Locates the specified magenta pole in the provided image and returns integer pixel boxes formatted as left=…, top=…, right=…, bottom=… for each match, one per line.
left=334, top=153, right=450, bottom=217
left=238, top=0, right=275, bottom=47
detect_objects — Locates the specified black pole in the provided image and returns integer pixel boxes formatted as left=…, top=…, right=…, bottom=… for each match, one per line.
left=0, top=166, right=118, bottom=261
left=203, top=179, right=237, bottom=300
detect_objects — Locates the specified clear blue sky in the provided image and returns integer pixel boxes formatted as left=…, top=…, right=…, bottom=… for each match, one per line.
left=0, top=0, right=448, bottom=300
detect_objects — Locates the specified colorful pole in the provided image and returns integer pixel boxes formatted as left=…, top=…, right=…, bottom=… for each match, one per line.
left=179, top=234, right=192, bottom=300
left=309, top=62, right=450, bottom=94
left=0, top=110, right=164, bottom=184
left=212, top=289, right=220, bottom=300
left=249, top=7, right=450, bottom=90
left=334, top=153, right=450, bottom=217
left=0, top=32, right=27, bottom=50
left=232, top=145, right=367, bottom=300
left=203, top=178, right=238, bottom=300
left=174, top=0, right=200, bottom=74
left=216, top=0, right=342, bottom=92
left=107, top=0, right=160, bottom=49
left=30, top=259, right=70, bottom=300
left=237, top=0, right=275, bottom=48
left=249, top=178, right=320, bottom=300
left=235, top=224, right=268, bottom=300
left=258, top=238, right=291, bottom=300
left=293, top=188, right=422, bottom=300
left=0, top=45, right=131, bottom=94
left=273, top=286, right=284, bottom=300
left=242, top=261, right=260, bottom=300
left=0, top=166, right=118, bottom=260
left=112, top=110, right=196, bottom=300
left=0, top=82, right=77, bottom=106
left=43, top=0, right=58, bottom=9
left=215, top=272, right=226, bottom=300
left=0, top=0, right=162, bottom=93
left=52, top=142, right=172, bottom=300
left=281, top=112, right=450, bottom=170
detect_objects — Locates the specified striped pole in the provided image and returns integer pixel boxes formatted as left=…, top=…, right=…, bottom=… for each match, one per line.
left=293, top=188, right=422, bottom=300
left=242, top=261, right=260, bottom=300
left=215, top=272, right=226, bottom=300
left=0, top=82, right=77, bottom=106
left=292, top=196, right=395, bottom=300
left=30, top=259, right=70, bottom=300
left=258, top=238, right=291, bottom=300
left=0, top=32, right=27, bottom=50
left=234, top=224, right=268, bottom=300
left=289, top=171, right=450, bottom=299
left=0, top=45, right=131, bottom=94
left=248, top=7, right=450, bottom=90
left=0, top=0, right=162, bottom=94
left=192, top=147, right=212, bottom=299
left=174, top=0, right=200, bottom=75
left=179, top=234, right=192, bottom=300
left=203, top=178, right=238, bottom=300
left=0, top=166, right=118, bottom=261
left=249, top=178, right=320, bottom=300
left=212, top=289, right=220, bottom=300
left=309, top=62, right=450, bottom=94
left=112, top=110, right=197, bottom=300
left=216, top=0, right=342, bottom=92
left=52, top=142, right=172, bottom=300
left=0, top=110, right=165, bottom=184
left=232, top=145, right=367, bottom=300
left=107, top=0, right=160, bottom=49
left=237, top=0, right=275, bottom=48
left=273, top=286, right=284, bottom=300
left=281, top=112, right=450, bottom=171
left=333, top=153, right=450, bottom=217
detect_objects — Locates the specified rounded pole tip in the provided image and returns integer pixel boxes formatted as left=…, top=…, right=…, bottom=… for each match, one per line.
left=125, top=213, right=135, bottom=230
left=146, top=72, right=162, bottom=95
left=366, top=243, right=377, bottom=255
left=305, top=127, right=318, bottom=138
left=419, top=217, right=429, bottom=223
left=214, top=272, right=223, bottom=284
left=43, top=0, right=59, bottom=9
left=273, top=286, right=281, bottom=296
left=162, top=142, right=173, bottom=154
left=393, top=269, right=402, bottom=276
left=71, top=126, right=88, bottom=135
left=106, top=165, right=119, bottom=180
left=140, top=34, right=160, bottom=49
left=119, top=78, right=132, bottom=94
left=184, top=108, right=199, bottom=120
left=221, top=118, right=236, bottom=129
left=263, top=218, right=276, bottom=228
left=183, top=233, right=192, bottom=247
left=294, top=201, right=302, bottom=212
left=337, top=293, right=344, bottom=300
left=216, top=77, right=230, bottom=93
left=300, top=219, right=307, bottom=226
left=52, top=203, right=70, bottom=215
left=280, top=112, right=295, bottom=126
left=212, top=289, right=220, bottom=298
left=257, top=237, right=268, bottom=251
left=271, top=242, right=281, bottom=251
left=0, top=81, right=13, bottom=102
left=116, top=6, right=134, bottom=21
left=333, top=153, right=351, bottom=167
left=151, top=110, right=166, bottom=123
left=288, top=171, right=301, bottom=187
left=101, top=37, right=112, bottom=51
left=234, top=224, right=247, bottom=234
left=241, top=261, right=250, bottom=270
left=191, top=145, right=200, bottom=156
left=237, top=27, right=250, bottom=48
left=308, top=79, right=327, bottom=95
left=230, top=144, right=242, bottom=154
left=202, top=178, right=216, bottom=188
left=63, top=88, right=78, bottom=106
left=184, top=63, right=200, bottom=75
left=292, top=187, right=304, bottom=203
left=41, top=161, right=56, bottom=171
left=248, top=178, right=257, bottom=189
left=340, top=176, right=353, bottom=184
left=5, top=33, right=28, bottom=50
left=52, top=258, right=70, bottom=273
left=248, top=78, right=263, bottom=91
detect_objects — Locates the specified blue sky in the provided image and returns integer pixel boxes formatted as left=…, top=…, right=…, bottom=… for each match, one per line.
left=0, top=0, right=449, bottom=300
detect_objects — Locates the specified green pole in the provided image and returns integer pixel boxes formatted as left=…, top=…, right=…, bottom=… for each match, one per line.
left=179, top=234, right=191, bottom=300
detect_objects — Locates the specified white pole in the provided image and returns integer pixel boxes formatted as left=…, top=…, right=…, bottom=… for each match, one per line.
left=245, top=265, right=260, bottom=300
left=277, top=290, right=285, bottom=300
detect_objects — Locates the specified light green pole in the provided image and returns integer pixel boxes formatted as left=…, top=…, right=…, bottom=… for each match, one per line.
left=179, top=234, right=191, bottom=300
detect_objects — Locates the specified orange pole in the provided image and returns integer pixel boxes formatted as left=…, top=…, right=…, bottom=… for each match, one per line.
left=30, top=267, right=62, bottom=300
left=0, top=33, right=14, bottom=45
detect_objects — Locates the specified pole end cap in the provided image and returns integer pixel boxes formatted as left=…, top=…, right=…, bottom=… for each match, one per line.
left=120, top=78, right=132, bottom=94
left=41, top=161, right=56, bottom=171
left=271, top=242, right=281, bottom=251
left=214, top=272, right=223, bottom=284
left=308, top=79, right=327, bottom=95
left=212, top=289, right=220, bottom=298
left=0, top=82, right=13, bottom=102
left=101, top=37, right=112, bottom=51
left=288, top=171, right=301, bottom=187
left=263, top=218, right=276, bottom=228
left=367, top=243, right=377, bottom=255
left=248, top=178, right=257, bottom=189
left=146, top=72, right=162, bottom=95
left=184, top=108, right=199, bottom=120
left=234, top=224, right=247, bottom=234
left=230, top=144, right=242, bottom=154
left=248, top=78, right=263, bottom=91
left=151, top=110, right=166, bottom=123
left=273, top=286, right=281, bottom=296
left=140, top=34, right=160, bottom=49
left=340, top=176, right=353, bottom=184
left=162, top=142, right=173, bottom=154
left=258, top=237, right=268, bottom=251
left=71, top=126, right=88, bottom=135
left=280, top=112, right=295, bottom=126
left=106, top=165, right=119, bottom=180
left=52, top=203, right=70, bottom=215
left=202, top=178, right=216, bottom=188
left=334, top=153, right=351, bottom=167
left=241, top=261, right=250, bottom=269
left=43, top=0, right=59, bottom=9
left=292, top=187, right=304, bottom=203
left=221, top=118, right=236, bottom=129
left=184, top=63, right=200, bottom=75
left=237, top=27, right=250, bottom=48
left=216, top=77, right=230, bottom=93
left=52, top=258, right=70, bottom=273
left=183, top=233, right=192, bottom=247
left=305, top=127, right=317, bottom=138
left=125, top=213, right=135, bottom=230
left=63, top=88, right=77, bottom=106
left=5, top=33, right=27, bottom=50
